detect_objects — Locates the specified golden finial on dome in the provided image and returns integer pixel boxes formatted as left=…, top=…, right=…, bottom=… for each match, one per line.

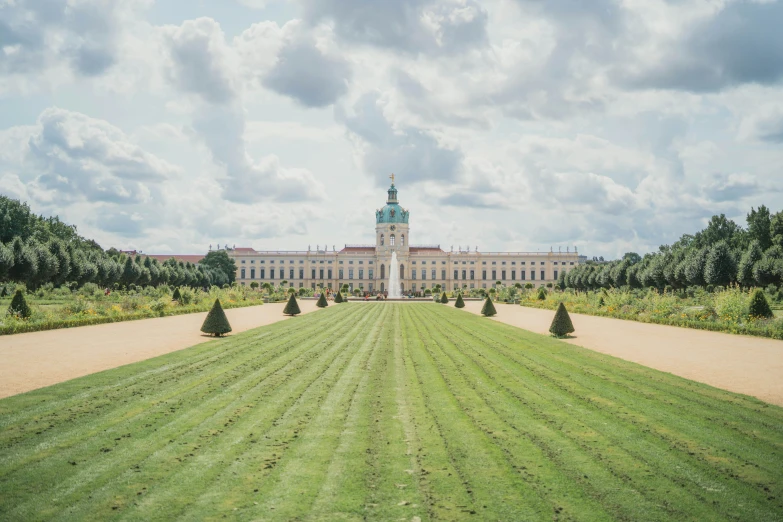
left=389, top=173, right=395, bottom=184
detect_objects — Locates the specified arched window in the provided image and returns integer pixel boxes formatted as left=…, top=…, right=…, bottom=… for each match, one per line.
left=390, top=234, right=396, bottom=246
left=380, top=264, right=386, bottom=280
left=400, top=264, right=405, bottom=279
left=401, top=234, right=405, bottom=246
left=380, top=234, right=384, bottom=246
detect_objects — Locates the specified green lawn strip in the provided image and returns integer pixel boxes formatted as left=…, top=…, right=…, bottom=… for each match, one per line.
left=361, top=304, right=427, bottom=521
left=436, top=306, right=781, bottom=520
left=210, top=304, right=385, bottom=520
left=0, top=307, right=362, bottom=520
left=401, top=305, right=548, bottom=520
left=107, top=305, right=380, bottom=521
left=407, top=304, right=613, bottom=521
left=453, top=309, right=783, bottom=481
left=398, top=306, right=474, bottom=520
left=0, top=307, right=354, bottom=476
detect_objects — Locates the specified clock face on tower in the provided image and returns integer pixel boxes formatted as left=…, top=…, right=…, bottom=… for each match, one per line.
left=390, top=225, right=396, bottom=231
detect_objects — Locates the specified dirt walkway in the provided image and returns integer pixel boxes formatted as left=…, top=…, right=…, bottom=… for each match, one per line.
left=462, top=301, right=783, bottom=406
left=0, top=301, right=319, bottom=399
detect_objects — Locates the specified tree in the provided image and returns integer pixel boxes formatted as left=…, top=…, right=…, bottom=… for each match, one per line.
left=455, top=293, right=465, bottom=308
left=704, top=241, right=737, bottom=287
left=200, top=250, right=237, bottom=284
left=0, top=242, right=13, bottom=281
left=737, top=241, right=764, bottom=287
left=748, top=289, right=773, bottom=319
left=283, top=292, right=301, bottom=316
left=440, top=292, right=449, bottom=304
left=250, top=281, right=259, bottom=290
left=771, top=211, right=783, bottom=249
left=8, top=289, right=32, bottom=318
left=200, top=299, right=232, bottom=336
left=316, top=292, right=328, bottom=308
left=9, top=238, right=37, bottom=284
left=480, top=296, right=496, bottom=317
left=549, top=302, right=575, bottom=337
left=622, top=252, right=641, bottom=264
left=747, top=206, right=772, bottom=251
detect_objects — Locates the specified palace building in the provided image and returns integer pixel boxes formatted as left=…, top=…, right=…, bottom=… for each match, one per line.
left=227, top=181, right=585, bottom=293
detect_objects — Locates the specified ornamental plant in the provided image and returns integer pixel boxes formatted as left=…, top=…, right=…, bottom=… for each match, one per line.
left=481, top=296, right=496, bottom=317
left=172, top=287, right=182, bottom=302
left=8, top=289, right=32, bottom=319
left=549, top=302, right=575, bottom=338
left=0, top=286, right=7, bottom=297
left=748, top=289, right=774, bottom=319
left=455, top=293, right=465, bottom=309
left=283, top=292, right=301, bottom=316
left=537, top=288, right=547, bottom=300
left=316, top=292, right=328, bottom=308
left=200, top=299, right=232, bottom=336
left=440, top=292, right=449, bottom=304
left=334, top=291, right=343, bottom=303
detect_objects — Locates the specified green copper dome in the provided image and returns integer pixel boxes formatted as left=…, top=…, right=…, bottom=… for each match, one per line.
left=376, top=183, right=409, bottom=224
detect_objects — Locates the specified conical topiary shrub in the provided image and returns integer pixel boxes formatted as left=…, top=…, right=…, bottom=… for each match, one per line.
left=549, top=302, right=575, bottom=338
left=172, top=287, right=182, bottom=302
left=480, top=296, right=496, bottom=317
left=537, top=288, right=547, bottom=300
left=200, top=299, right=232, bottom=336
left=440, top=292, right=449, bottom=304
left=455, top=293, right=465, bottom=309
left=334, top=291, right=343, bottom=303
left=597, top=296, right=605, bottom=307
left=317, top=292, right=328, bottom=308
left=748, top=289, right=773, bottom=319
left=8, top=289, right=32, bottom=319
left=0, top=286, right=7, bottom=298
left=284, top=292, right=301, bottom=316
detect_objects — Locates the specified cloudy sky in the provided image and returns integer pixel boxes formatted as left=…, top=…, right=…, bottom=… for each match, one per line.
left=1, top=0, right=782, bottom=258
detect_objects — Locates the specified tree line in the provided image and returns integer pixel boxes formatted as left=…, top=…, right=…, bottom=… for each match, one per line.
left=0, top=196, right=236, bottom=290
left=560, top=206, right=783, bottom=291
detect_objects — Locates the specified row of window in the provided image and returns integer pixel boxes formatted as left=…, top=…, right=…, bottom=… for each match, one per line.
left=240, top=259, right=375, bottom=265
left=240, top=267, right=563, bottom=281
left=379, top=234, right=404, bottom=246
left=238, top=268, right=377, bottom=280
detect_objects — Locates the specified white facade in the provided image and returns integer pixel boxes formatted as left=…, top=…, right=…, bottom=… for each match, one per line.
left=228, top=183, right=584, bottom=293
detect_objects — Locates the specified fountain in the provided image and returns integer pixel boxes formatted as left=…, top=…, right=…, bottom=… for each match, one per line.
left=388, top=251, right=401, bottom=298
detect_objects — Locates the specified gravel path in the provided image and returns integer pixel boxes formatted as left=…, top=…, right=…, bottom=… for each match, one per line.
left=0, top=301, right=319, bottom=399
left=462, top=301, right=783, bottom=406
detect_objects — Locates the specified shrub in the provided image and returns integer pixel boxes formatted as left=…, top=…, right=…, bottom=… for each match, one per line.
left=283, top=293, right=301, bottom=316
left=546, top=283, right=553, bottom=288
left=440, top=292, right=449, bottom=304
left=200, top=299, right=232, bottom=336
left=714, top=287, right=749, bottom=323
left=537, top=288, right=547, bottom=300
left=549, top=302, right=575, bottom=338
left=455, top=293, right=465, bottom=309
left=316, top=292, right=328, bottom=308
left=8, top=290, right=32, bottom=319
left=250, top=281, right=259, bottom=290
left=172, top=287, right=182, bottom=302
left=598, top=296, right=605, bottom=307
left=748, top=289, right=774, bottom=319
left=0, top=286, right=7, bottom=297
left=524, top=283, right=533, bottom=290
left=481, top=296, right=497, bottom=317
left=334, top=291, right=343, bottom=303
left=150, top=299, right=169, bottom=317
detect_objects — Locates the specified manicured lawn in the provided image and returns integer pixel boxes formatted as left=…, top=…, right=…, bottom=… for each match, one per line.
left=1, top=303, right=781, bottom=521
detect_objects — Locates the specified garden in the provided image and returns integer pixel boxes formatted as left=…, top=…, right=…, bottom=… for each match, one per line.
left=0, top=283, right=268, bottom=336
left=519, top=284, right=783, bottom=339
left=0, top=304, right=780, bottom=521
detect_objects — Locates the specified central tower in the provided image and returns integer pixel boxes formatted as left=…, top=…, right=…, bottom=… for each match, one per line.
left=375, top=180, right=410, bottom=255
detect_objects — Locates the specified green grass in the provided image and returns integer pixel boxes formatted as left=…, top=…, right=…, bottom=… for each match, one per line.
left=1, top=304, right=782, bottom=521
